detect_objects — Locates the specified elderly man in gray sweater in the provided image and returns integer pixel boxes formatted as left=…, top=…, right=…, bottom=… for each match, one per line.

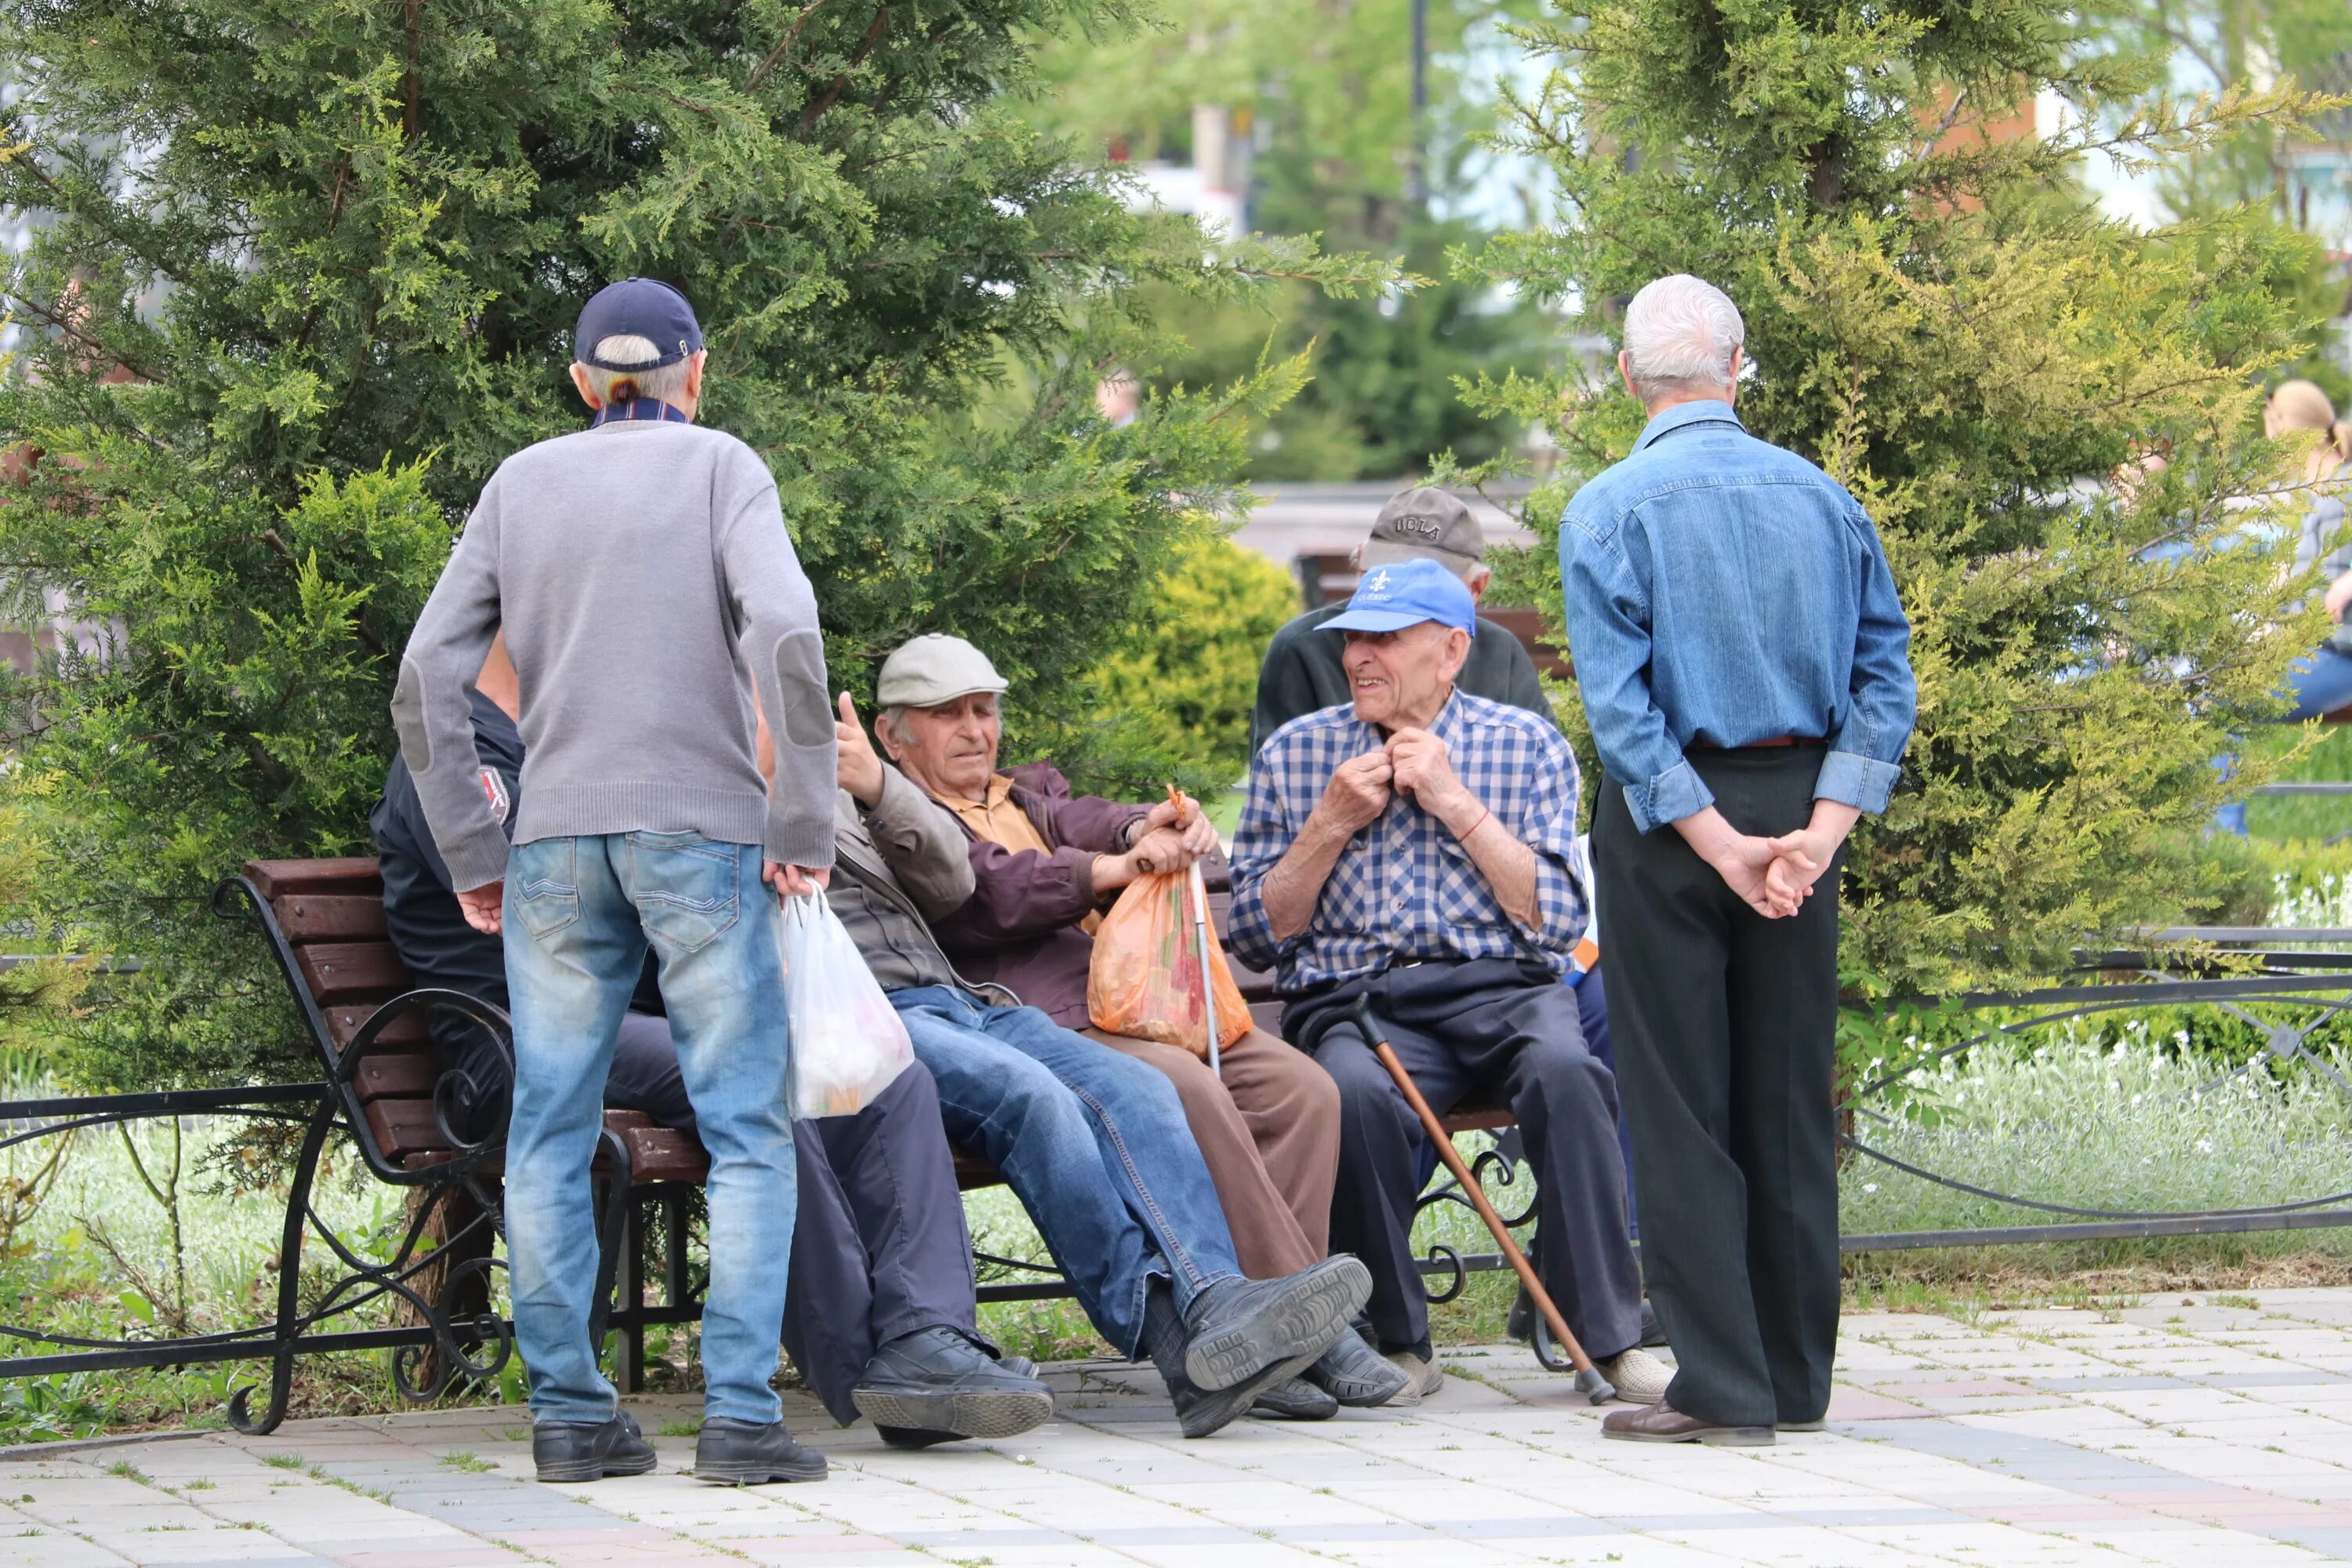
left=395, top=279, right=835, bottom=1487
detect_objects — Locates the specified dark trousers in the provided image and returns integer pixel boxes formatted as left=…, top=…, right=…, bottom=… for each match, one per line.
left=1285, top=958, right=1645, bottom=1361
left=467, top=1011, right=982, bottom=1425
left=1595, top=748, right=1842, bottom=1428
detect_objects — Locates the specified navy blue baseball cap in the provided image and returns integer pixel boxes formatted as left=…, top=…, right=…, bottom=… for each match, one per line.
left=1323, top=557, right=1477, bottom=637
left=574, top=278, right=703, bottom=370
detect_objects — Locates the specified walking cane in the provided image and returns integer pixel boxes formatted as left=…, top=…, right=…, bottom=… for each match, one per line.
left=1170, top=787, right=1221, bottom=1078
left=1351, top=996, right=1616, bottom=1405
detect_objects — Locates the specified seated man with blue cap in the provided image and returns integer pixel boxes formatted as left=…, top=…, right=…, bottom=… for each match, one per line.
left=1227, top=557, right=1671, bottom=1406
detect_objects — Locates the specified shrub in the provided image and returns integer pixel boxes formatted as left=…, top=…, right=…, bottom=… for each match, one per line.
left=1081, top=535, right=1300, bottom=786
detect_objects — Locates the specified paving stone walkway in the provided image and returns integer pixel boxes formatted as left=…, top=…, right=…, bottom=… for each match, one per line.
left=21, top=1290, right=2352, bottom=1566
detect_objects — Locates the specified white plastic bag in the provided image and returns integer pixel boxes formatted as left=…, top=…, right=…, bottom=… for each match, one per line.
left=779, top=893, right=914, bottom=1120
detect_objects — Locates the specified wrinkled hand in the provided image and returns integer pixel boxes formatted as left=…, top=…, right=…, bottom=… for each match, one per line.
left=1155, top=791, right=1221, bottom=860
left=1386, top=728, right=1469, bottom=818
left=2325, top=568, right=2352, bottom=624
left=1762, top=827, right=1837, bottom=910
left=1316, top=750, right=1394, bottom=836
left=457, top=880, right=503, bottom=935
left=1126, top=824, right=1196, bottom=877
left=1708, top=834, right=1803, bottom=920
left=836, top=691, right=886, bottom=806
left=766, top=862, right=833, bottom=899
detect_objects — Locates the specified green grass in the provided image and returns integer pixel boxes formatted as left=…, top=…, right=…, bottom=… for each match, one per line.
left=2241, top=725, right=2352, bottom=843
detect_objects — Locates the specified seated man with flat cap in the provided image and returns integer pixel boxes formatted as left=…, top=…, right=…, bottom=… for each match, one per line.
left=1229, top=557, right=1672, bottom=1406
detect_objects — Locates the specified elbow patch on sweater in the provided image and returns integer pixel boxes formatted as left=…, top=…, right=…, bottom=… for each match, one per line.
left=390, top=660, right=431, bottom=772
left=774, top=630, right=833, bottom=748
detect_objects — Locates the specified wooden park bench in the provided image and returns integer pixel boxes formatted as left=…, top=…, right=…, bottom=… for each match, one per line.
left=218, top=855, right=1536, bottom=1417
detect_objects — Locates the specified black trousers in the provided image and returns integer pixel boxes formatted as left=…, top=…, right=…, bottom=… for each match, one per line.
left=1285, top=958, right=1645, bottom=1361
left=1595, top=747, right=1842, bottom=1428
left=465, top=1010, right=983, bottom=1424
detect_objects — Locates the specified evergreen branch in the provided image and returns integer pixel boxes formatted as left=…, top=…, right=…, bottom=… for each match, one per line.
left=794, top=5, right=893, bottom=136
left=746, top=0, right=836, bottom=93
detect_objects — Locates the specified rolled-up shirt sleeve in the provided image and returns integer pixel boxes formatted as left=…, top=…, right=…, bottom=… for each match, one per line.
left=1559, top=509, right=1713, bottom=834
left=1225, top=739, right=1297, bottom=971
left=1819, top=505, right=1917, bottom=814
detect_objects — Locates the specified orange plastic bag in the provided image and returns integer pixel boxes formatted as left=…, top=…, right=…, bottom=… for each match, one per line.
left=1087, top=867, right=1253, bottom=1058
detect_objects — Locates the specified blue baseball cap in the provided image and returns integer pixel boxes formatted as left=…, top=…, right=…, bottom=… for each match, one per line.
left=574, top=278, right=703, bottom=370
left=1323, top=557, right=1477, bottom=637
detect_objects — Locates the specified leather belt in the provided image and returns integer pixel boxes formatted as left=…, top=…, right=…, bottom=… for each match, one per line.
left=1690, top=735, right=1815, bottom=750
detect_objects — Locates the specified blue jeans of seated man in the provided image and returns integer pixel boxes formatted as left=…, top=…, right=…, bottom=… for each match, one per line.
left=888, top=985, right=1242, bottom=1359
left=504, top=833, right=797, bottom=1426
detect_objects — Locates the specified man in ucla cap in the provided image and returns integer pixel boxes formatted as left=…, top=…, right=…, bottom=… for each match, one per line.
left=1249, top=487, right=1554, bottom=755
left=1228, top=557, right=1669, bottom=1407
left=395, top=276, right=835, bottom=1485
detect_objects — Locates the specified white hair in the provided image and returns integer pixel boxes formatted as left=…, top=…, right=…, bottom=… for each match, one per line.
left=576, top=332, right=693, bottom=407
left=1621, top=274, right=1744, bottom=401
left=877, top=705, right=915, bottom=749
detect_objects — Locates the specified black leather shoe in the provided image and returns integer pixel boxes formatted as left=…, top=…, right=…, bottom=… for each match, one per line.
left=877, top=1425, right=961, bottom=1450
left=532, top=1410, right=656, bottom=1483
left=1304, top=1325, right=1410, bottom=1407
left=1181, top=1257, right=1370, bottom=1392
left=851, top=1327, right=1055, bottom=1442
left=693, top=1417, right=829, bottom=1484
left=1251, top=1376, right=1339, bottom=1421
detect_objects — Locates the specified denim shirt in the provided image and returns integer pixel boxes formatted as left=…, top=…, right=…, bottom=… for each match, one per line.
left=1559, top=401, right=1916, bottom=834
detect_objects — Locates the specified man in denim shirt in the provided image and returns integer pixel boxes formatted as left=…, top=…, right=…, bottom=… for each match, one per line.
left=1561, top=274, right=1915, bottom=1447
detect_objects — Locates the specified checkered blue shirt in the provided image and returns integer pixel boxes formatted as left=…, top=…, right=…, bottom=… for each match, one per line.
left=1228, top=691, right=1591, bottom=992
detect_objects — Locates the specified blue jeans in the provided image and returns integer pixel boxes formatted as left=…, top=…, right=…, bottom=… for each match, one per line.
left=2212, top=648, right=2352, bottom=835
left=889, top=985, right=1241, bottom=1357
left=504, top=833, right=797, bottom=1425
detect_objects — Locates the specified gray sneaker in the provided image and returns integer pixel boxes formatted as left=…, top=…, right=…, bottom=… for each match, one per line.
left=1250, top=1376, right=1339, bottom=1421
left=1304, top=1327, right=1411, bottom=1407
left=1381, top=1349, right=1445, bottom=1408
left=1179, top=1257, right=1370, bottom=1392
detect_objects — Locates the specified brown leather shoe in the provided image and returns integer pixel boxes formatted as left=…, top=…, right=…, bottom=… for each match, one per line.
left=1601, top=1399, right=1774, bottom=1446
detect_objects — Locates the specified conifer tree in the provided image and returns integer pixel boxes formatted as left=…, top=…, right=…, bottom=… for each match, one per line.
left=0, top=0, right=1394, bottom=1086
left=1459, top=0, right=2339, bottom=994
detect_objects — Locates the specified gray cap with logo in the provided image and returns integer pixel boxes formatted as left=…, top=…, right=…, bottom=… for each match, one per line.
left=1359, top=486, right=1486, bottom=576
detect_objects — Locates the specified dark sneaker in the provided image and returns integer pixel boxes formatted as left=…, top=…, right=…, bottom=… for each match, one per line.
left=1143, top=1276, right=1317, bottom=1438
left=693, top=1417, right=829, bottom=1484
left=532, top=1410, right=656, bottom=1483
left=1167, top=1350, right=1319, bottom=1438
left=851, top=1327, right=1055, bottom=1442
left=1250, top=1376, right=1339, bottom=1421
left=1181, top=1257, right=1370, bottom=1392
left=1304, top=1327, right=1410, bottom=1407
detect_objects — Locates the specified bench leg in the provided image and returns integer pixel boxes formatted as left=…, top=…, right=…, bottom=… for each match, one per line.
left=229, top=1097, right=334, bottom=1435
left=614, top=1195, right=644, bottom=1395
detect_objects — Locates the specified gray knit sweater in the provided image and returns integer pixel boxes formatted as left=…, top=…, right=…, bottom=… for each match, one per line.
left=394, top=419, right=837, bottom=891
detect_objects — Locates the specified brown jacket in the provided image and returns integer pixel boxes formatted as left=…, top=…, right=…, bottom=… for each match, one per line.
left=926, top=762, right=1153, bottom=1027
